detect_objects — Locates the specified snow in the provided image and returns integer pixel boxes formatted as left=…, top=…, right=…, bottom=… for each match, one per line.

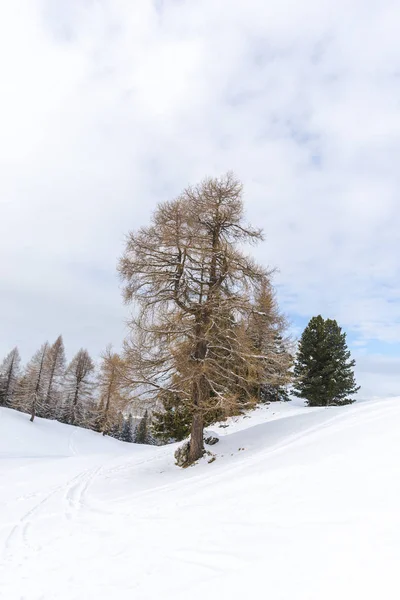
left=1, top=398, right=400, bottom=599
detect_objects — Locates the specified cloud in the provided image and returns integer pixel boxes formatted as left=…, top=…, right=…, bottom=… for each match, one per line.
left=354, top=353, right=400, bottom=398
left=1, top=0, right=400, bottom=395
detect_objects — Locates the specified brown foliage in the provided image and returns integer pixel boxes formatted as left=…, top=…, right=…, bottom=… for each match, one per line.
left=119, top=173, right=287, bottom=464
left=97, top=347, right=129, bottom=435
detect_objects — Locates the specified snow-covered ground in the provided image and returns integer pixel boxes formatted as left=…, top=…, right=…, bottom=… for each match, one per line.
left=1, top=398, right=399, bottom=599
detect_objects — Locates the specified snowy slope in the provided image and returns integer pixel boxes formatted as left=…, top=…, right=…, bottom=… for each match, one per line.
left=0, top=408, right=128, bottom=458
left=1, top=399, right=400, bottom=600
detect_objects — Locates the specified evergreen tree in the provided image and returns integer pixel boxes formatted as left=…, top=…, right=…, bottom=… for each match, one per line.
left=134, top=409, right=153, bottom=444
left=151, top=385, right=226, bottom=444
left=83, top=397, right=103, bottom=432
left=63, top=349, right=95, bottom=426
left=0, top=347, right=21, bottom=408
left=120, top=414, right=135, bottom=443
left=293, top=316, right=360, bottom=407
left=152, top=391, right=192, bottom=443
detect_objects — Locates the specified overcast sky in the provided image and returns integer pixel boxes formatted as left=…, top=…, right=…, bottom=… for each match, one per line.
left=1, top=0, right=399, bottom=397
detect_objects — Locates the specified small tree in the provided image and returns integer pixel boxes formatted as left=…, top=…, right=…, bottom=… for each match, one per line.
left=16, top=343, right=49, bottom=422
left=293, top=316, right=360, bottom=407
left=134, top=409, right=153, bottom=444
left=121, top=414, right=135, bottom=443
left=63, top=349, right=95, bottom=426
left=108, top=411, right=125, bottom=440
left=0, top=347, right=21, bottom=408
left=246, top=280, right=293, bottom=402
left=151, top=386, right=228, bottom=443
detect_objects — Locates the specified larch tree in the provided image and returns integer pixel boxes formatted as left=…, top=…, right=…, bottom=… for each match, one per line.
left=0, top=347, right=21, bottom=408
left=64, top=349, right=95, bottom=426
left=260, top=333, right=293, bottom=402
left=43, top=335, right=66, bottom=419
left=119, top=173, right=274, bottom=465
left=17, top=343, right=49, bottom=422
left=108, top=411, right=125, bottom=440
left=293, top=315, right=360, bottom=406
left=97, top=347, right=127, bottom=435
left=246, top=279, right=293, bottom=402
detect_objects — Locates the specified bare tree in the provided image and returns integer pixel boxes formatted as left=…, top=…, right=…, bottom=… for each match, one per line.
left=134, top=409, right=153, bottom=444
left=16, top=343, right=49, bottom=422
left=97, top=347, right=127, bottom=435
left=64, top=349, right=95, bottom=426
left=246, top=278, right=293, bottom=401
left=119, top=173, right=274, bottom=465
left=0, top=347, right=21, bottom=408
left=43, top=335, right=66, bottom=419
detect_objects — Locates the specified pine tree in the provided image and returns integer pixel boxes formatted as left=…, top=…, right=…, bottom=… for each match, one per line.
left=43, top=335, right=66, bottom=420
left=107, top=411, right=125, bottom=440
left=120, top=414, right=135, bottom=443
left=293, top=316, right=360, bottom=407
left=134, top=409, right=153, bottom=444
left=0, top=347, right=21, bottom=408
left=63, top=349, right=95, bottom=426
left=247, top=280, right=293, bottom=403
left=151, top=385, right=224, bottom=444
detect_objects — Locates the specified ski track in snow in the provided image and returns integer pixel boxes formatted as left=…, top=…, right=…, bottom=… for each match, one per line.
left=3, top=472, right=85, bottom=561
left=64, top=466, right=105, bottom=519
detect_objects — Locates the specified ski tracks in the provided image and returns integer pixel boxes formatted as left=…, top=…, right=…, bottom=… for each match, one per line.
left=64, top=464, right=105, bottom=519
left=1, top=462, right=107, bottom=566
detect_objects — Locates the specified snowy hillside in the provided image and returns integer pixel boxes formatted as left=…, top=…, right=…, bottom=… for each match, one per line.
left=1, top=399, right=400, bottom=600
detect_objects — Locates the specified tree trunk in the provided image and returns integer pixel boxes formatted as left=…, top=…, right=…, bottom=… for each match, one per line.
left=30, top=393, right=36, bottom=422
left=187, top=220, right=222, bottom=464
left=188, top=410, right=204, bottom=464
left=187, top=323, right=208, bottom=464
left=188, top=365, right=207, bottom=464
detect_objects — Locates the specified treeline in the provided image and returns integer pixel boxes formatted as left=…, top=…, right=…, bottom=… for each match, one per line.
left=0, top=340, right=153, bottom=444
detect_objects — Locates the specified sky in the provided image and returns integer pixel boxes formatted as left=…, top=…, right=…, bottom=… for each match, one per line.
left=1, top=0, right=400, bottom=397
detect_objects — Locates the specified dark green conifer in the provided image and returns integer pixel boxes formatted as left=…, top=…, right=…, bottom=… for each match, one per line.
left=293, top=316, right=360, bottom=407
left=152, top=393, right=192, bottom=443
left=121, top=414, right=135, bottom=443
left=134, top=409, right=154, bottom=444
